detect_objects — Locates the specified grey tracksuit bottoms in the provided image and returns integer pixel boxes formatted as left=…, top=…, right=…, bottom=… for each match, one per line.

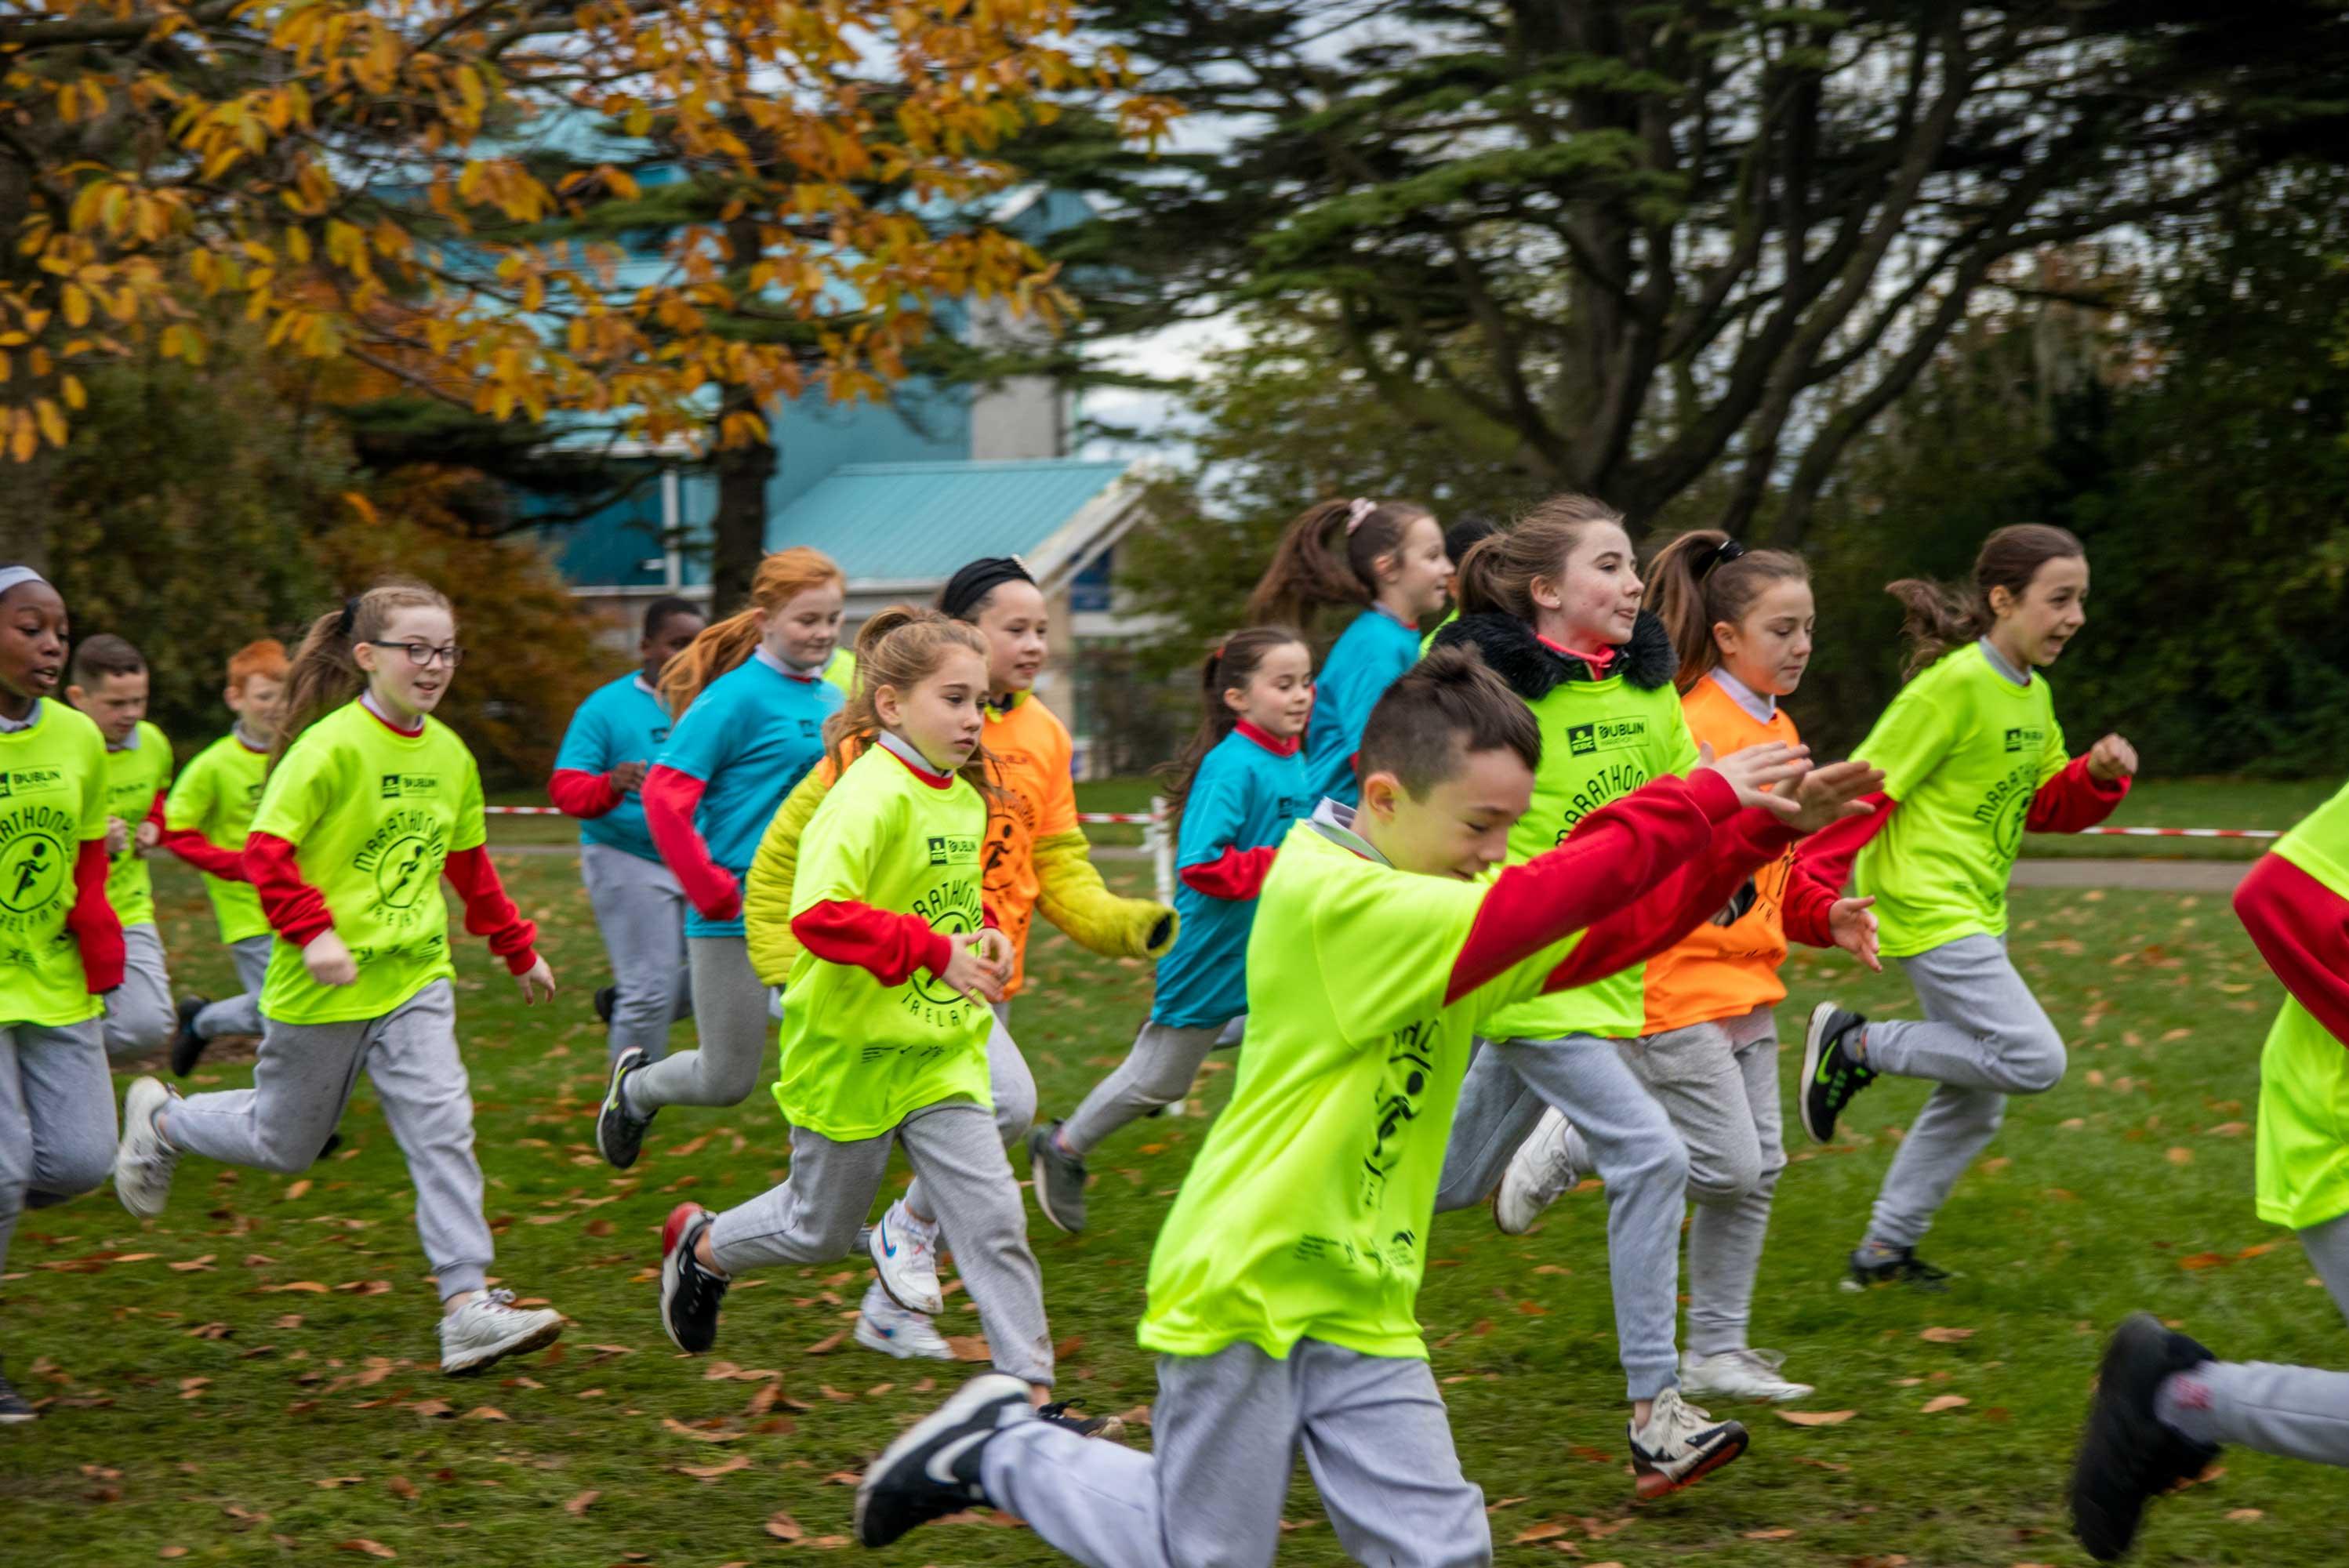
left=101, top=922, right=174, bottom=1058
left=981, top=1339, right=1490, bottom=1568
left=580, top=842, right=692, bottom=1062
left=2157, top=1212, right=2349, bottom=1468
left=192, top=935, right=273, bottom=1041
left=0, top=1018, right=114, bottom=1277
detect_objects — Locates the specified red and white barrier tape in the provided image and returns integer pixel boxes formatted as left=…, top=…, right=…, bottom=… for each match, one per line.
left=2074, top=826, right=2280, bottom=840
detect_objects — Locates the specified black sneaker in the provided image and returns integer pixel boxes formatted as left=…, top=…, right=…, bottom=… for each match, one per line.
left=594, top=985, right=618, bottom=1025
left=167, top=996, right=210, bottom=1078
left=1799, top=1001, right=1876, bottom=1143
left=2071, top=1313, right=2221, bottom=1562
left=1038, top=1397, right=1124, bottom=1441
left=318, top=1131, right=343, bottom=1162
left=0, top=1359, right=34, bottom=1425
left=658, top=1203, right=729, bottom=1354
left=1844, top=1243, right=1951, bottom=1292
left=855, top=1373, right=1033, bottom=1547
left=1027, top=1122, right=1087, bottom=1235
left=596, top=1047, right=654, bottom=1170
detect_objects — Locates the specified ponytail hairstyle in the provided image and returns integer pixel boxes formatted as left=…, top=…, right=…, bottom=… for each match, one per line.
left=658, top=547, right=844, bottom=716
left=276, top=579, right=450, bottom=767
left=1645, top=529, right=1811, bottom=692
left=824, top=605, right=996, bottom=793
left=1156, top=625, right=1309, bottom=828
left=1244, top=496, right=1435, bottom=630
left=1888, top=523, right=2085, bottom=681
left=1452, top=492, right=1627, bottom=622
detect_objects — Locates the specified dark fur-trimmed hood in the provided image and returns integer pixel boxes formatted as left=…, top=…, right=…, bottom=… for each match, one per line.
left=1431, top=610, right=1678, bottom=702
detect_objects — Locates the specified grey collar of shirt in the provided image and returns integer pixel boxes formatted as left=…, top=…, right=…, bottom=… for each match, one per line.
left=753, top=644, right=826, bottom=680
left=0, top=698, right=38, bottom=733
left=875, top=728, right=941, bottom=778
left=1977, top=637, right=2032, bottom=688
left=1306, top=797, right=1391, bottom=866
left=1707, top=666, right=1777, bottom=724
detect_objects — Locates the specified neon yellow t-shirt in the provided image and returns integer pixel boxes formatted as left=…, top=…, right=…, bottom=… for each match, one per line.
left=251, top=702, right=486, bottom=1025
left=1139, top=819, right=1587, bottom=1361
left=0, top=701, right=111, bottom=1026
left=772, top=745, right=993, bottom=1142
left=100, top=720, right=172, bottom=930
left=1486, top=676, right=1697, bottom=1042
left=165, top=731, right=272, bottom=946
left=1853, top=644, right=2068, bottom=960
left=822, top=648, right=856, bottom=696
left=2255, top=778, right=2349, bottom=1231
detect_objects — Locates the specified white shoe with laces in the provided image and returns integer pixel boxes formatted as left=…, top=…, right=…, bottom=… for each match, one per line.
left=855, top=1281, right=954, bottom=1362
left=114, top=1076, right=180, bottom=1219
left=1494, top=1105, right=1583, bottom=1235
left=869, top=1200, right=945, bottom=1315
left=1679, top=1347, right=1815, bottom=1403
left=1627, top=1385, right=1748, bottom=1498
left=440, top=1288, right=565, bottom=1376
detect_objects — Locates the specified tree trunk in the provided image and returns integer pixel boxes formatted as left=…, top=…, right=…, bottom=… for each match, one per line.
left=708, top=387, right=775, bottom=615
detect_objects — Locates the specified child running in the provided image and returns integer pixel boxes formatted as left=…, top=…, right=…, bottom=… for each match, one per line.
left=551, top=595, right=707, bottom=1065
left=853, top=648, right=1875, bottom=1556
left=159, top=638, right=288, bottom=1075
left=1785, top=524, right=2136, bottom=1290
left=745, top=556, right=1174, bottom=1362
left=0, top=566, right=124, bottom=1424
left=2068, top=776, right=2349, bottom=1559
left=655, top=608, right=1059, bottom=1400
left=65, top=635, right=176, bottom=1058
left=595, top=551, right=843, bottom=1167
left=111, top=581, right=566, bottom=1376
left=1247, top=497, right=1452, bottom=807
left=1488, top=532, right=1878, bottom=1405
left=1027, top=626, right=1315, bottom=1232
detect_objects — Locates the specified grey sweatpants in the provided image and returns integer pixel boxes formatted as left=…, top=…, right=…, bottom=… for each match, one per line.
left=1618, top=1006, right=1788, bottom=1357
left=707, top=1098, right=1052, bottom=1385
left=165, top=980, right=493, bottom=1301
left=191, top=935, right=272, bottom=1041
left=0, top=1018, right=114, bottom=1278
left=581, top=842, right=691, bottom=1062
left=624, top=935, right=767, bottom=1112
left=905, top=1002, right=1035, bottom=1221
left=982, top=1339, right=1490, bottom=1568
left=1859, top=933, right=2067, bottom=1250
left=1061, top=1020, right=1224, bottom=1155
left=101, top=921, right=174, bottom=1058
left=1433, top=1033, right=1688, bottom=1400
left=2156, top=1214, right=2349, bottom=1466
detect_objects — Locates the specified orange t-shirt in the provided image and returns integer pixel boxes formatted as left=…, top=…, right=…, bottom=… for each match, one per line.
left=1641, top=674, right=1797, bottom=1035
left=976, top=693, right=1080, bottom=996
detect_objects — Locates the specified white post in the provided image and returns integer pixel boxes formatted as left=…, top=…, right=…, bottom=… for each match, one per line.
left=1149, top=795, right=1175, bottom=908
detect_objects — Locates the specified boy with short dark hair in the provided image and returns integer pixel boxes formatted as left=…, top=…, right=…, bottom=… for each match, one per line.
left=855, top=648, right=1881, bottom=1563
left=66, top=634, right=174, bottom=1058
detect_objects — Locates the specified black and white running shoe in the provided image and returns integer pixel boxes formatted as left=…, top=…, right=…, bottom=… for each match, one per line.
left=659, top=1203, right=730, bottom=1354
left=597, top=1046, right=654, bottom=1170
left=855, top=1374, right=1033, bottom=1547
left=1799, top=1001, right=1876, bottom=1143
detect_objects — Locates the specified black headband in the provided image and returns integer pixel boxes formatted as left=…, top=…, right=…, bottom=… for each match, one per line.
left=939, top=557, right=1034, bottom=621
left=335, top=597, right=360, bottom=637
left=1697, top=538, right=1747, bottom=579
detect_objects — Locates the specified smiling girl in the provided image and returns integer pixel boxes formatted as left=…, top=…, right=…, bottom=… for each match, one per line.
left=0, top=566, right=123, bottom=1424
left=113, top=580, right=565, bottom=1377
left=1786, top=524, right=2137, bottom=1290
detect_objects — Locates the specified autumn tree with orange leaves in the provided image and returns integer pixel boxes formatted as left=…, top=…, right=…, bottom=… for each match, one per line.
left=0, top=0, right=1173, bottom=597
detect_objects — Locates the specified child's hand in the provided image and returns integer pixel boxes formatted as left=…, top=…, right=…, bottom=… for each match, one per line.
left=1828, top=895, right=1881, bottom=973
left=303, top=930, right=358, bottom=987
left=1783, top=759, right=1886, bottom=833
left=2086, top=733, right=2137, bottom=784
left=940, top=931, right=1008, bottom=1007
left=105, top=816, right=129, bottom=858
left=514, top=956, right=557, bottom=1005
left=134, top=818, right=160, bottom=857
left=975, top=927, right=1013, bottom=979
left=1697, top=740, right=1813, bottom=815
left=610, top=760, right=649, bottom=794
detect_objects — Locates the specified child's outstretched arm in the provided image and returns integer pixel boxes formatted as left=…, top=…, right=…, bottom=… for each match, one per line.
left=2235, top=851, right=2349, bottom=1048
left=1034, top=829, right=1178, bottom=960
left=743, top=763, right=835, bottom=987
left=2024, top=735, right=2134, bottom=835
left=443, top=847, right=545, bottom=979
left=64, top=835, right=125, bottom=993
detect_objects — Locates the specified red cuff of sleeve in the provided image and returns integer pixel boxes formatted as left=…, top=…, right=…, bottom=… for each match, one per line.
left=1179, top=844, right=1279, bottom=901
left=158, top=825, right=246, bottom=880
left=644, top=764, right=741, bottom=920
left=793, top=899, right=949, bottom=986
left=2235, top=852, right=2349, bottom=1048
left=549, top=768, right=625, bottom=820
left=245, top=831, right=336, bottom=948
left=2024, top=753, right=2132, bottom=835
left=445, top=844, right=541, bottom=975
left=66, top=838, right=125, bottom=993
left=1784, top=792, right=1896, bottom=948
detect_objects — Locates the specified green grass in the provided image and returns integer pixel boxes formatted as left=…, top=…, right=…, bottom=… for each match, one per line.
left=13, top=854, right=2347, bottom=1566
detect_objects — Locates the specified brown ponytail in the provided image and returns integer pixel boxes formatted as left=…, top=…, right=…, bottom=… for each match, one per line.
left=1244, top=497, right=1434, bottom=630
left=1644, top=530, right=1811, bottom=692
left=1451, top=492, right=1626, bottom=622
left=824, top=606, right=996, bottom=793
left=1889, top=523, right=2084, bottom=680
left=1156, top=625, right=1308, bottom=829
left=659, top=547, right=844, bottom=716
left=275, top=579, right=450, bottom=768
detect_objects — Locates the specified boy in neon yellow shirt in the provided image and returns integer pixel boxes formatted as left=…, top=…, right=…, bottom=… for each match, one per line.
left=65, top=634, right=176, bottom=1058
left=855, top=648, right=1882, bottom=1556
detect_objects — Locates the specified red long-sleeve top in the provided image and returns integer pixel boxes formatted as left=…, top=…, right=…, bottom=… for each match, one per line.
left=2235, top=851, right=2349, bottom=1050
left=66, top=837, right=125, bottom=993
left=642, top=764, right=739, bottom=920
left=1181, top=844, right=1280, bottom=902
left=1781, top=756, right=2130, bottom=948
left=548, top=767, right=625, bottom=820
left=152, top=787, right=247, bottom=880
left=242, top=834, right=540, bottom=975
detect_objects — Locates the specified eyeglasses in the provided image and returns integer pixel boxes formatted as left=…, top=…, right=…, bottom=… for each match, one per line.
left=367, top=641, right=466, bottom=670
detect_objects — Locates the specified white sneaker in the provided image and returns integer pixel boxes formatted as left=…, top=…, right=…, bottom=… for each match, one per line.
left=854, top=1281, right=954, bottom=1361
left=869, top=1200, right=945, bottom=1315
left=1493, top=1105, right=1582, bottom=1235
left=440, top=1288, right=565, bottom=1377
left=114, top=1076, right=180, bottom=1219
left=1627, top=1385, right=1748, bottom=1499
left=1679, top=1347, right=1815, bottom=1403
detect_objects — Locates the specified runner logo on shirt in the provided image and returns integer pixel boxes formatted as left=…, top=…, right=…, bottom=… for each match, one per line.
left=906, top=875, right=986, bottom=1017
left=0, top=806, right=72, bottom=920
left=354, top=807, right=449, bottom=919
left=1360, top=1016, right=1437, bottom=1218
left=1565, top=717, right=1648, bottom=757
left=378, top=773, right=442, bottom=799
left=1974, top=760, right=2042, bottom=861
